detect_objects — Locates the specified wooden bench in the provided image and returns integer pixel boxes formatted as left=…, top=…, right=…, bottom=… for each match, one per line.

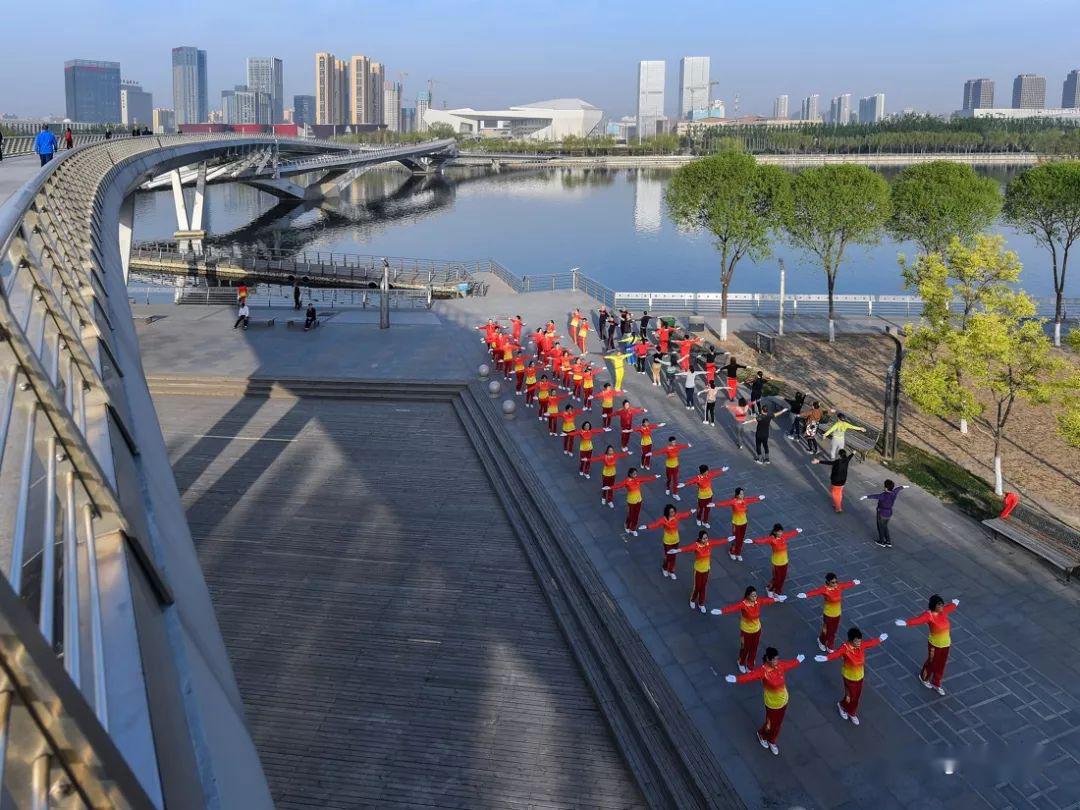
left=838, top=417, right=881, bottom=462
left=981, top=513, right=1080, bottom=582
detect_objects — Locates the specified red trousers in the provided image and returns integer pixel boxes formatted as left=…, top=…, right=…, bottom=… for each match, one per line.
left=679, top=354, right=690, bottom=371
left=759, top=705, right=786, bottom=745
left=691, top=570, right=709, bottom=605
left=515, top=371, right=525, bottom=391
left=739, top=630, right=760, bottom=669
left=706, top=363, right=716, bottom=384
left=579, top=450, right=592, bottom=474
left=602, top=407, right=612, bottom=427
left=625, top=501, right=642, bottom=531
left=665, top=465, right=679, bottom=491
left=820, top=614, right=841, bottom=651
left=602, top=474, right=615, bottom=504
left=583, top=389, right=593, bottom=408
left=547, top=414, right=558, bottom=433
left=841, top=677, right=864, bottom=717
left=620, top=429, right=632, bottom=450
left=697, top=497, right=711, bottom=524
left=726, top=377, right=738, bottom=400
left=563, top=434, right=575, bottom=453
left=730, top=523, right=747, bottom=556
left=770, top=564, right=788, bottom=595
left=641, top=446, right=652, bottom=469
left=663, top=542, right=678, bottom=573
left=562, top=369, right=572, bottom=387
left=830, top=485, right=845, bottom=512
left=921, top=644, right=950, bottom=688
left=525, top=386, right=536, bottom=405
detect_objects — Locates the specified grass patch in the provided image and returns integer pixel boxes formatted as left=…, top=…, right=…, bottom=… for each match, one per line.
left=869, top=440, right=1002, bottom=522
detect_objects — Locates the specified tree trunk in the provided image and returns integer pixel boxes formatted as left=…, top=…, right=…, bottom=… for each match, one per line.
left=960, top=417, right=968, bottom=435
left=992, top=430, right=1003, bottom=496
left=827, top=271, right=836, bottom=343
left=720, top=280, right=729, bottom=342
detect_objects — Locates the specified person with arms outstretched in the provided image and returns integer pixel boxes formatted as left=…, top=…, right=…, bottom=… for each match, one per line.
left=632, top=418, right=665, bottom=470
left=797, top=573, right=861, bottom=652
left=720, top=355, right=747, bottom=401
left=812, top=449, right=853, bottom=513
left=678, top=464, right=729, bottom=527
left=639, top=504, right=694, bottom=579
left=750, top=524, right=803, bottom=597
left=563, top=420, right=609, bottom=477
left=714, top=488, right=765, bottom=561
left=823, top=412, right=866, bottom=460
left=668, top=531, right=734, bottom=612
left=725, top=647, right=804, bottom=756
left=815, top=627, right=887, bottom=726
left=617, top=401, right=647, bottom=451
left=895, top=595, right=958, bottom=695
left=559, top=403, right=591, bottom=456
left=715, top=586, right=787, bottom=671
left=605, top=467, right=659, bottom=536
left=591, top=446, right=629, bottom=507
left=655, top=437, right=691, bottom=497
left=860, top=479, right=908, bottom=548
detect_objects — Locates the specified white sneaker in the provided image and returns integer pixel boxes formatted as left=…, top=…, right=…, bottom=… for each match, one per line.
left=837, top=702, right=849, bottom=721
left=601, top=498, right=606, bottom=506
left=817, top=640, right=827, bottom=653
left=584, top=474, right=590, bottom=480
left=632, top=531, right=639, bottom=537
left=936, top=686, right=946, bottom=696
left=670, top=573, right=676, bottom=580
left=921, top=678, right=933, bottom=689
left=608, top=502, right=614, bottom=510
left=696, top=519, right=702, bottom=527
left=737, top=555, right=743, bottom=561
left=703, top=522, right=710, bottom=529
left=702, top=420, right=709, bottom=424
left=673, top=494, right=681, bottom=501
left=739, top=664, right=748, bottom=674
left=766, top=589, right=776, bottom=599
left=850, top=715, right=860, bottom=726
left=699, top=605, right=706, bottom=613
left=758, top=734, right=768, bottom=749
left=665, top=489, right=670, bottom=495
left=690, top=601, right=697, bottom=610
left=662, top=570, right=670, bottom=579
left=770, top=744, right=779, bottom=756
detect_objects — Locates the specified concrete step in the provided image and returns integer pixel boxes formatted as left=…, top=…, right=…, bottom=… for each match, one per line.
left=145, top=375, right=465, bottom=402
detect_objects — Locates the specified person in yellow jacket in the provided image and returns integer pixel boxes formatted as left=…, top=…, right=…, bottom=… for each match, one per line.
left=823, top=412, right=865, bottom=460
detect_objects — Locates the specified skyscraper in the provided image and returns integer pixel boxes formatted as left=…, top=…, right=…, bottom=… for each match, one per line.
left=152, top=108, right=176, bottom=134
left=315, top=52, right=338, bottom=124
left=1063, top=70, right=1080, bottom=108
left=962, top=78, right=995, bottom=110
left=773, top=95, right=789, bottom=119
left=637, top=60, right=666, bottom=139
left=828, top=93, right=852, bottom=125
left=172, top=46, right=208, bottom=125
left=247, top=57, right=284, bottom=123
left=416, top=90, right=431, bottom=132
left=401, top=106, right=417, bottom=134
left=120, top=81, right=153, bottom=127
left=384, top=83, right=402, bottom=132
left=349, top=55, right=370, bottom=124
left=678, top=57, right=710, bottom=119
left=1012, top=74, right=1046, bottom=109
left=369, top=61, right=385, bottom=126
left=64, top=59, right=121, bottom=123
left=800, top=94, right=820, bottom=121
left=858, top=93, right=886, bottom=124
left=293, top=94, right=316, bottom=127
left=222, top=85, right=270, bottom=124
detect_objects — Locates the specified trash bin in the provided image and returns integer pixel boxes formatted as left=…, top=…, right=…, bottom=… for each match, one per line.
left=688, top=315, right=705, bottom=333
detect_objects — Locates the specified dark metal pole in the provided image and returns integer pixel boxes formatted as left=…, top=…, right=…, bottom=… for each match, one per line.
left=379, top=258, right=390, bottom=329
left=883, top=326, right=904, bottom=458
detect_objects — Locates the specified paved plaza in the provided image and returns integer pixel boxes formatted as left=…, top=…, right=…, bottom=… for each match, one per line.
left=134, top=291, right=1080, bottom=809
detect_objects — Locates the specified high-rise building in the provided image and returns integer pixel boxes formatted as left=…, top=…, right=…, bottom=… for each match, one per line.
left=152, top=107, right=176, bottom=133
left=858, top=93, right=886, bottom=124
left=773, top=95, right=789, bottom=119
left=315, top=52, right=339, bottom=124
left=416, top=90, right=431, bottom=132
left=348, top=55, right=370, bottom=124
left=247, top=57, right=284, bottom=123
left=678, top=57, right=710, bottom=118
left=222, top=85, right=270, bottom=124
left=334, top=59, right=349, bottom=124
left=1063, top=69, right=1080, bottom=108
left=384, top=82, right=402, bottom=132
left=369, top=61, right=385, bottom=125
left=637, top=60, right=666, bottom=139
left=293, top=94, right=316, bottom=126
left=1012, top=74, right=1046, bottom=109
left=119, top=80, right=153, bottom=127
left=800, top=94, right=820, bottom=121
left=962, top=78, right=995, bottom=110
left=401, top=106, right=417, bottom=134
left=64, top=59, right=121, bottom=123
left=172, top=46, right=208, bottom=125
left=828, top=93, right=852, bottom=125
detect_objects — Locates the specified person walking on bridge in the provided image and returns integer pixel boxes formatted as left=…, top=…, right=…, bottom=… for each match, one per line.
left=714, top=489, right=765, bottom=561
left=63, top=127, right=74, bottom=150
left=812, top=449, right=853, bottom=513
left=33, top=124, right=57, bottom=166
left=815, top=627, right=887, bottom=726
left=604, top=467, right=659, bottom=536
left=677, top=464, right=729, bottom=527
left=638, top=504, right=694, bottom=579
left=715, top=586, right=787, bottom=671
left=668, top=531, right=735, bottom=612
left=592, top=446, right=629, bottom=507
left=725, top=647, right=804, bottom=756
left=797, top=573, right=861, bottom=653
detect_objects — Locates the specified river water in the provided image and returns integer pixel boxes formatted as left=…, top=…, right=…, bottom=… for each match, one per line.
left=131, top=165, right=1071, bottom=298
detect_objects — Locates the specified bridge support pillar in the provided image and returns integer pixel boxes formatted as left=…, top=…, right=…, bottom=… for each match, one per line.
left=118, top=194, right=134, bottom=284
left=170, top=166, right=206, bottom=254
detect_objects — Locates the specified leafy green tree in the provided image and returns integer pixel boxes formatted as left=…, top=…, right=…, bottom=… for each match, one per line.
left=665, top=153, right=790, bottom=340
left=888, top=161, right=1001, bottom=257
left=782, top=165, right=891, bottom=341
left=426, top=122, right=457, bottom=139
left=1003, top=161, right=1080, bottom=346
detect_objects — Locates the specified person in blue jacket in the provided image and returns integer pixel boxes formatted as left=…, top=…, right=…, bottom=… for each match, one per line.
left=34, top=124, right=58, bottom=166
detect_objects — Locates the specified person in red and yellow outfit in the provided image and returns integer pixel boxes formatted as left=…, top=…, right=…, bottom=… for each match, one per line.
left=668, top=531, right=735, bottom=612
left=590, top=446, right=629, bottom=507
left=605, top=468, right=659, bottom=536
left=598, top=384, right=624, bottom=428
left=632, top=418, right=666, bottom=470
left=715, top=586, right=786, bottom=670
left=501, top=338, right=517, bottom=378
left=577, top=318, right=591, bottom=353
left=581, top=366, right=599, bottom=408
left=559, top=351, right=573, bottom=389
left=509, top=314, right=524, bottom=343
left=571, top=358, right=586, bottom=399
left=713, top=488, right=765, bottom=561
left=677, top=464, right=730, bottom=527
left=513, top=351, right=527, bottom=393
left=726, top=647, right=804, bottom=756
left=563, top=421, right=609, bottom=477
left=655, top=437, right=692, bottom=497
left=750, top=524, right=803, bottom=597
left=638, top=504, right=694, bottom=579
left=559, top=403, right=591, bottom=455
left=814, top=627, right=887, bottom=725
left=617, top=401, right=647, bottom=451
left=895, top=595, right=958, bottom=695
left=535, top=375, right=553, bottom=419
left=523, top=362, right=538, bottom=406
left=544, top=392, right=570, bottom=435
left=797, top=573, right=861, bottom=652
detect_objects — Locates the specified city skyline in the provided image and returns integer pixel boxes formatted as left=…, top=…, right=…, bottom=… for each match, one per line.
left=3, top=0, right=1078, bottom=120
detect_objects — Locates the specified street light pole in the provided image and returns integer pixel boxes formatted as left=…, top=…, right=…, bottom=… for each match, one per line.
left=882, top=326, right=904, bottom=458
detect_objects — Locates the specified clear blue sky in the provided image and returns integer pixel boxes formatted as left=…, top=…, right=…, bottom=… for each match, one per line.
left=2, top=0, right=1077, bottom=119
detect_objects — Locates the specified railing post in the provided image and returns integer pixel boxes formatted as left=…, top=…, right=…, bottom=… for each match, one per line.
left=868, top=299, right=873, bottom=317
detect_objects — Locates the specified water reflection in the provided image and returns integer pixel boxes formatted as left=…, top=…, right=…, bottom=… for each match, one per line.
left=633, top=170, right=664, bottom=234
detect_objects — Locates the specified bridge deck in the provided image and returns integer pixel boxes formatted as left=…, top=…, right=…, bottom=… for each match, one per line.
left=154, top=391, right=644, bottom=809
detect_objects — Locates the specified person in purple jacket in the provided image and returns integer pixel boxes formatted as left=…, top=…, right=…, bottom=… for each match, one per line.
left=860, top=479, right=908, bottom=548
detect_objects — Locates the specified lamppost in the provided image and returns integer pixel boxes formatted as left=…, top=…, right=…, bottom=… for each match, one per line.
left=881, top=326, right=904, bottom=458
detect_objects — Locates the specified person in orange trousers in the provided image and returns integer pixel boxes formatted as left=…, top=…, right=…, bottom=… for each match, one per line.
left=895, top=595, right=959, bottom=695
left=713, top=488, right=765, bottom=561
left=562, top=421, right=610, bottom=478
left=725, top=647, right=804, bottom=756
left=591, top=446, right=629, bottom=507
left=811, top=449, right=853, bottom=513
left=632, top=418, right=666, bottom=470
left=815, top=627, right=887, bottom=726
left=715, top=585, right=786, bottom=670
left=750, top=524, right=803, bottom=597
left=797, top=573, right=861, bottom=652
left=668, top=531, right=734, bottom=613
left=654, top=437, right=691, bottom=497
left=638, top=504, right=694, bottom=579
left=677, top=463, right=729, bottom=527
left=605, top=468, right=659, bottom=536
